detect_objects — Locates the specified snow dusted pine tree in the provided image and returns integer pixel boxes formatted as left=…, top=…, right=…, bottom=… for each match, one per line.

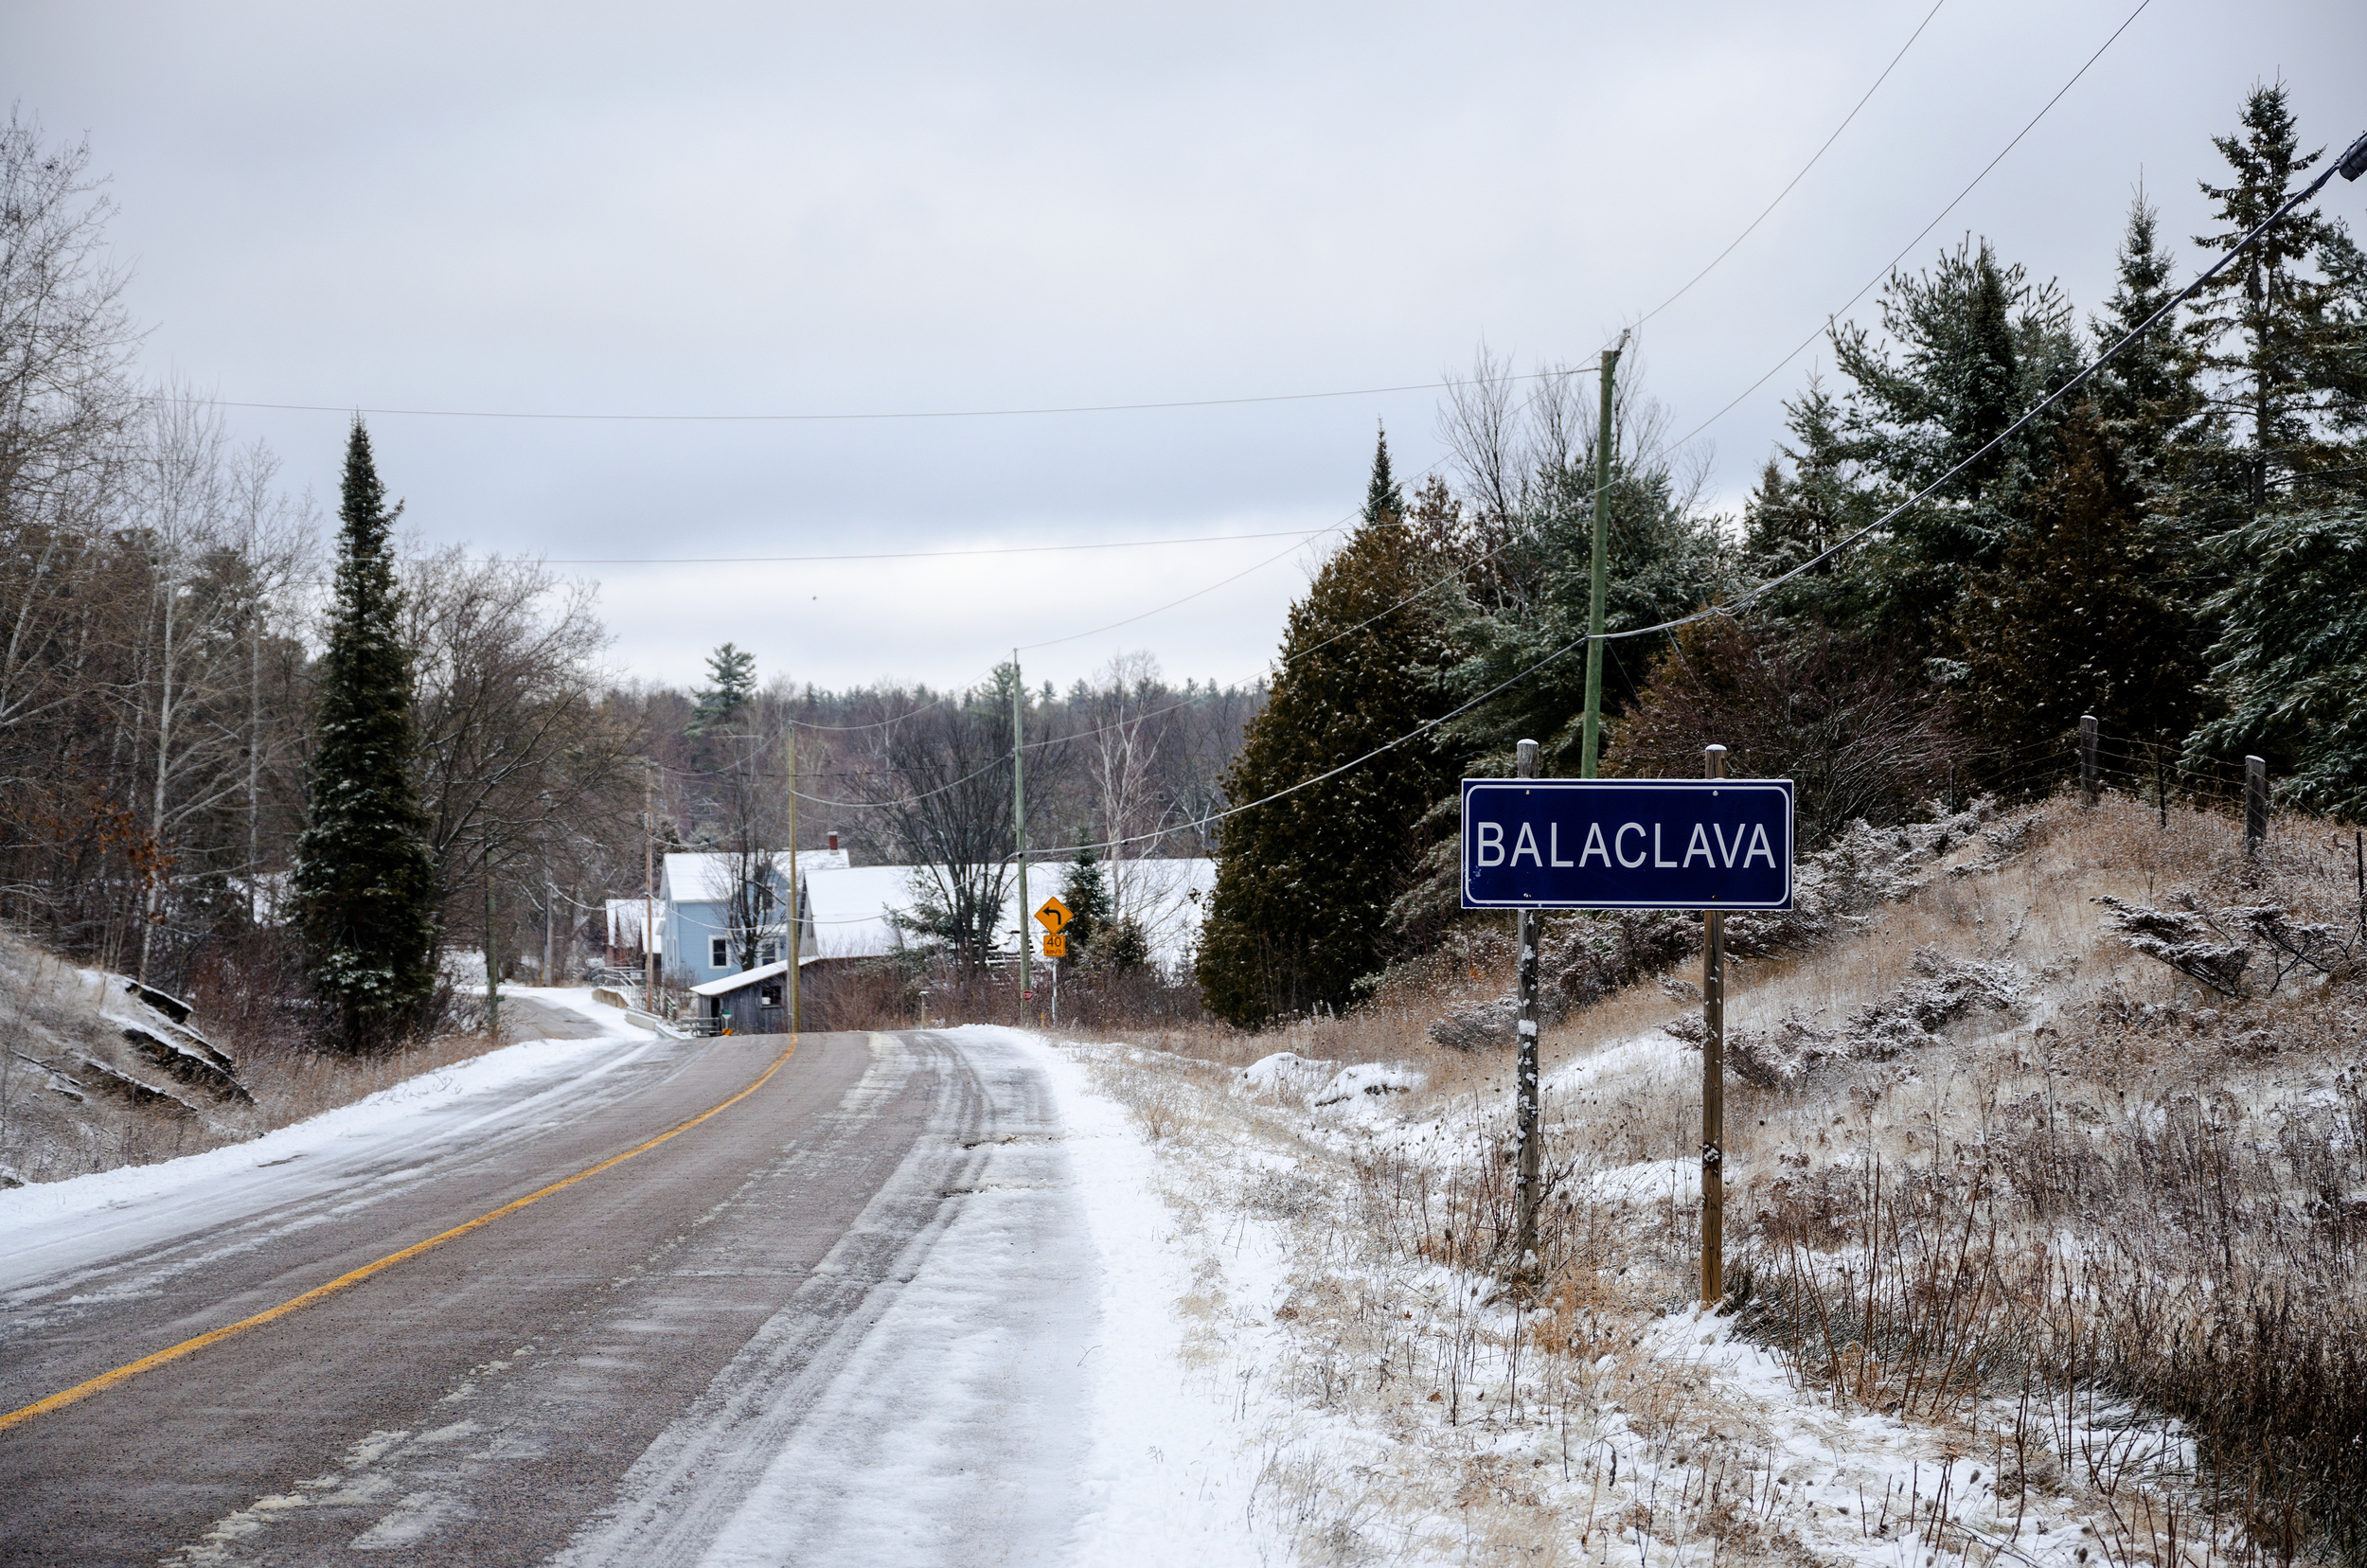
left=2182, top=86, right=2367, bottom=812
left=293, top=420, right=438, bottom=1050
left=1196, top=427, right=1460, bottom=1027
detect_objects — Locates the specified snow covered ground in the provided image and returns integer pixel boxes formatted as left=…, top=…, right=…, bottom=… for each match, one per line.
left=11, top=989, right=2238, bottom=1565
left=1, top=993, right=669, bottom=1297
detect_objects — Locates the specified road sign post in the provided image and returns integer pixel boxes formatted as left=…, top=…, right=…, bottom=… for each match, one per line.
left=1463, top=762, right=1790, bottom=1304
left=1700, top=745, right=1727, bottom=1307
left=1514, top=739, right=1542, bottom=1274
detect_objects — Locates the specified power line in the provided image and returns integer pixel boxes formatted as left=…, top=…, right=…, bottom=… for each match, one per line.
left=1603, top=118, right=2367, bottom=650
left=1037, top=115, right=2367, bottom=861
left=1648, top=0, right=2155, bottom=462
left=945, top=0, right=2152, bottom=677
left=541, top=527, right=1326, bottom=567
left=1635, top=0, right=1949, bottom=330
left=160, top=368, right=1592, bottom=427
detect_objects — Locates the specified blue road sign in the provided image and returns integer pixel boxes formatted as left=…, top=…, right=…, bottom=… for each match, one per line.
left=1461, top=778, right=1794, bottom=910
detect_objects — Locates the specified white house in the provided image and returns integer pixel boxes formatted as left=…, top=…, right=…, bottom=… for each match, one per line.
left=655, top=854, right=1216, bottom=985
left=657, top=848, right=848, bottom=987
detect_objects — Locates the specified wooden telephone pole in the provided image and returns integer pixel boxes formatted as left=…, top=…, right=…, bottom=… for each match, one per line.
left=1701, top=744, right=1728, bottom=1305
left=643, top=763, right=656, bottom=1012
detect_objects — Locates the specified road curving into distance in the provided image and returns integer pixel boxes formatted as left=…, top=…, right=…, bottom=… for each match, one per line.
left=0, top=1006, right=1083, bottom=1567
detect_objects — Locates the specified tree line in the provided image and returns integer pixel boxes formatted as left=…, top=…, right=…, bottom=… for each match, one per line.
left=0, top=108, right=1262, bottom=1042
left=1200, top=83, right=2367, bottom=1028
left=630, top=644, right=1262, bottom=977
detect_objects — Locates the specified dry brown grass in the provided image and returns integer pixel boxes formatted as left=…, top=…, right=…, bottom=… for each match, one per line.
left=1075, top=791, right=2367, bottom=1566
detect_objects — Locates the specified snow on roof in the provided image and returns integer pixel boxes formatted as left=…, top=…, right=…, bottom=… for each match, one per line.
left=689, top=957, right=796, bottom=996
left=606, top=899, right=664, bottom=947
left=803, top=858, right=1215, bottom=967
left=661, top=849, right=851, bottom=903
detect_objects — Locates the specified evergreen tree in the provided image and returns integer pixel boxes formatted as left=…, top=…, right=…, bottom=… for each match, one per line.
left=1832, top=237, right=2081, bottom=645
left=1440, top=434, right=1732, bottom=770
left=2180, top=85, right=2367, bottom=804
left=2088, top=189, right=2203, bottom=475
left=2187, top=502, right=2367, bottom=819
left=1059, top=842, right=1111, bottom=957
left=1362, top=419, right=1404, bottom=525
left=1740, top=376, right=1882, bottom=622
left=2184, top=83, right=2363, bottom=518
left=1947, top=410, right=2208, bottom=792
left=1196, top=433, right=1461, bottom=1028
left=691, top=642, right=757, bottom=734
left=292, top=420, right=438, bottom=1050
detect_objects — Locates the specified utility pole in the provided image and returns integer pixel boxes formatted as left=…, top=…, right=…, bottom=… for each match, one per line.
left=543, top=862, right=555, bottom=983
left=786, top=726, right=801, bottom=1034
left=644, top=763, right=657, bottom=1011
left=1513, top=739, right=1542, bottom=1274
left=1701, top=743, right=1728, bottom=1306
left=1011, top=651, right=1030, bottom=1019
left=485, top=841, right=501, bottom=1038
left=1578, top=331, right=1627, bottom=780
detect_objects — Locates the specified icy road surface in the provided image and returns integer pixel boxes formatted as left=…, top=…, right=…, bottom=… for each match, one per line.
left=0, top=1004, right=1252, bottom=1566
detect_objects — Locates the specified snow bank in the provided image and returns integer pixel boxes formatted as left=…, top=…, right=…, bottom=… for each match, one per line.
left=0, top=997, right=658, bottom=1248
left=1232, top=1050, right=1334, bottom=1096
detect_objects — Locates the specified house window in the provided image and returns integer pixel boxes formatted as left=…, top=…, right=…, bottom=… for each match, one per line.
left=757, top=938, right=780, bottom=966
left=709, top=936, right=729, bottom=969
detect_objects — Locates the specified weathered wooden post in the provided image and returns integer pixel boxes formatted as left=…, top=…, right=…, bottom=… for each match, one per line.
left=1514, top=738, right=1542, bottom=1274
left=2080, top=715, right=2099, bottom=807
left=1701, top=744, right=1726, bottom=1307
left=2245, top=755, right=2268, bottom=856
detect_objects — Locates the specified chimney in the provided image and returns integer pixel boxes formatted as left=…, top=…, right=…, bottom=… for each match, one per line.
left=827, top=832, right=839, bottom=853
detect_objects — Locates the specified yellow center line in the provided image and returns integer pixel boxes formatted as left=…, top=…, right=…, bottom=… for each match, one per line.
left=0, top=1036, right=800, bottom=1435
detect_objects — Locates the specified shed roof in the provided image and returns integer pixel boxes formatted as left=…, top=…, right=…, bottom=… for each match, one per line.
left=688, top=957, right=801, bottom=996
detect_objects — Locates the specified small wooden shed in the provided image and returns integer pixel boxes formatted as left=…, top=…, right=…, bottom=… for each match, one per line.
left=686, top=959, right=792, bottom=1035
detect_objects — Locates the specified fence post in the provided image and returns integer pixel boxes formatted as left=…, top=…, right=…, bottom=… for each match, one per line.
left=2080, top=715, right=2099, bottom=807
left=1514, top=738, right=1541, bottom=1276
left=2245, top=756, right=2268, bottom=855
left=1701, top=743, right=1727, bottom=1307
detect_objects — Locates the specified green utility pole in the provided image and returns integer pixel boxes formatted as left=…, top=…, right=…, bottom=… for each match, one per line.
left=1578, top=331, right=1627, bottom=780
left=1011, top=651, right=1030, bottom=1017
left=786, top=726, right=801, bottom=1034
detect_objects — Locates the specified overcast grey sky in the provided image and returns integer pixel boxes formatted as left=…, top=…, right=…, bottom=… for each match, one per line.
left=11, top=2, right=2366, bottom=695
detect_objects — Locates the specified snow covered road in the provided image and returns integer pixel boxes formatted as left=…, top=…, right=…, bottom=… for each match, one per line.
left=0, top=1007, right=1255, bottom=1566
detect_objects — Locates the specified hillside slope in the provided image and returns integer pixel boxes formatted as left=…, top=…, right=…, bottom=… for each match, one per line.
left=1064, top=793, right=2367, bottom=1566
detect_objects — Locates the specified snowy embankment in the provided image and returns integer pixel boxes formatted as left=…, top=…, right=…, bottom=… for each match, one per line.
left=1052, top=1016, right=2221, bottom=1568
left=0, top=994, right=664, bottom=1292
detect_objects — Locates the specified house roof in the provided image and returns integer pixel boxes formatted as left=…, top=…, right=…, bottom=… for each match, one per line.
left=802, top=858, right=1215, bottom=967
left=605, top=899, right=664, bottom=947
left=688, top=957, right=801, bottom=996
left=660, top=849, right=852, bottom=903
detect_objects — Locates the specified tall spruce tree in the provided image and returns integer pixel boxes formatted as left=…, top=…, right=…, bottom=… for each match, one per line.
left=1196, top=429, right=1460, bottom=1027
left=2181, top=85, right=2367, bottom=802
left=2089, top=189, right=2203, bottom=476
left=1832, top=237, right=2081, bottom=646
left=1740, top=376, right=1882, bottom=623
left=2185, top=83, right=2364, bottom=517
left=690, top=642, right=757, bottom=735
left=293, top=420, right=437, bottom=1050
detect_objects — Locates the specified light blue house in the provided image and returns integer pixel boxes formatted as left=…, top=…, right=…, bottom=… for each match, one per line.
left=657, top=849, right=847, bottom=987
